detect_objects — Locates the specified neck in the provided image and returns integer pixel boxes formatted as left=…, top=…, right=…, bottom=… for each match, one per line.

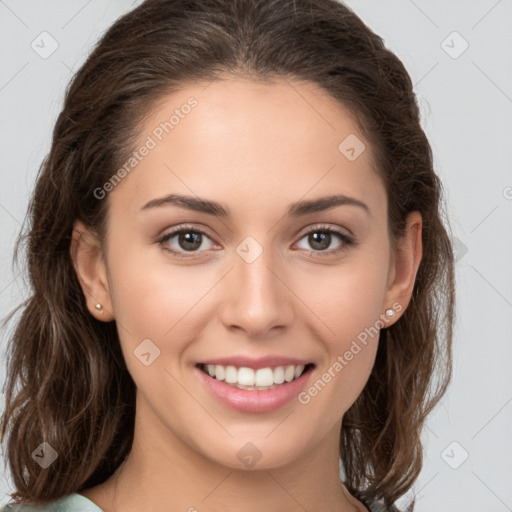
left=81, top=394, right=367, bottom=512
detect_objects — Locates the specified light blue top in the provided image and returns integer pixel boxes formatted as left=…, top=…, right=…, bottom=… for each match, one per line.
left=0, top=494, right=103, bottom=512
left=1, top=492, right=401, bottom=511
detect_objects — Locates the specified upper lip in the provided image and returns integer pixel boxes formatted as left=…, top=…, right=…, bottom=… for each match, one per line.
left=198, top=355, right=313, bottom=370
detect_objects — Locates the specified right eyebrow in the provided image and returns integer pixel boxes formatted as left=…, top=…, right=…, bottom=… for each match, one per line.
left=140, top=193, right=371, bottom=218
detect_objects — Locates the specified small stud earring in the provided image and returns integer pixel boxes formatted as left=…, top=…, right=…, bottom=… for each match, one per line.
left=385, top=308, right=395, bottom=318
left=95, top=304, right=103, bottom=311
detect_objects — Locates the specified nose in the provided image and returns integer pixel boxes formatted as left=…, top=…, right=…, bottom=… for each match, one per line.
left=218, top=240, right=294, bottom=338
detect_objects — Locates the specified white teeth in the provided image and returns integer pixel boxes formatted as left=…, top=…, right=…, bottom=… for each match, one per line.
left=294, top=365, right=305, bottom=379
left=273, top=366, right=285, bottom=384
left=284, top=365, right=295, bottom=382
left=238, top=367, right=255, bottom=386
left=255, top=368, right=274, bottom=387
left=201, top=363, right=310, bottom=388
left=225, top=365, right=238, bottom=384
left=215, top=365, right=225, bottom=381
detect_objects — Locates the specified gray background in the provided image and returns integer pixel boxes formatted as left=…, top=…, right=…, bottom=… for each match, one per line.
left=1, top=1, right=511, bottom=510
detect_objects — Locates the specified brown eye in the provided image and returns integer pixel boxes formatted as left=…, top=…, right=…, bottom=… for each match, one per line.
left=158, top=226, right=215, bottom=257
left=295, top=225, right=355, bottom=256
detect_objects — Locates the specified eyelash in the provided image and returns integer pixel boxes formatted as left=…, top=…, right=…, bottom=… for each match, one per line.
left=156, top=223, right=356, bottom=259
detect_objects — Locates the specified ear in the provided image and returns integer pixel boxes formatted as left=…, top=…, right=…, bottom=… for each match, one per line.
left=70, top=220, right=115, bottom=322
left=382, top=211, right=423, bottom=325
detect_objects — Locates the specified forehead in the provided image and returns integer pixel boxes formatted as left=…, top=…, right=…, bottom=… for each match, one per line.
left=109, top=75, right=385, bottom=221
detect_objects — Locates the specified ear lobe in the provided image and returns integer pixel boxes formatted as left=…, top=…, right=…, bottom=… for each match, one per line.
left=70, top=220, right=114, bottom=321
left=383, top=211, right=423, bottom=324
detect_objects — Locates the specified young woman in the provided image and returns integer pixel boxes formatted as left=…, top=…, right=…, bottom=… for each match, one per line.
left=0, top=0, right=454, bottom=510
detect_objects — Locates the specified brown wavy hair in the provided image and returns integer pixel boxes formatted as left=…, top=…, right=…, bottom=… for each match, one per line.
left=0, top=0, right=454, bottom=509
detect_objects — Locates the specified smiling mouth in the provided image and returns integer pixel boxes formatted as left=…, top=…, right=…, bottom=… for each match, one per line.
left=196, top=362, right=315, bottom=391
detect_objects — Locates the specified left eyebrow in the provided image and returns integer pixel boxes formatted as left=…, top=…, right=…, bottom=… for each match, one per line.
left=140, top=193, right=371, bottom=218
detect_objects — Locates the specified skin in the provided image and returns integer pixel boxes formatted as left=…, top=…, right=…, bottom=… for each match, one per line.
left=71, top=75, right=422, bottom=512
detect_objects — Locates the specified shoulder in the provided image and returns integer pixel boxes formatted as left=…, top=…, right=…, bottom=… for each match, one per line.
left=0, top=493, right=104, bottom=512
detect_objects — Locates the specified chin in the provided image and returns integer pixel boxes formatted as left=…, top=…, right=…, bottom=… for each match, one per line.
left=197, top=435, right=309, bottom=472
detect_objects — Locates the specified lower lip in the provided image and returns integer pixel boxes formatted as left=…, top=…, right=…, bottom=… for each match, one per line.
left=195, top=365, right=313, bottom=413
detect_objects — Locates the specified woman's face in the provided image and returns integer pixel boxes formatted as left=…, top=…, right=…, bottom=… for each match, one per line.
left=74, top=76, right=420, bottom=471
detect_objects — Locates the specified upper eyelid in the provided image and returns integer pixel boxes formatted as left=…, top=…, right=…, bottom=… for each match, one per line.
left=160, top=223, right=350, bottom=238
left=158, top=223, right=353, bottom=250
left=296, top=224, right=352, bottom=238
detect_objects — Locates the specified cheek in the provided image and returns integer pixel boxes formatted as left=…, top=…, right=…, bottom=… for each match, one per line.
left=106, top=238, right=207, bottom=334
left=106, top=258, right=209, bottom=393
left=297, top=291, right=382, bottom=431
left=293, top=255, right=389, bottom=341
left=291, top=256, right=388, bottom=414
